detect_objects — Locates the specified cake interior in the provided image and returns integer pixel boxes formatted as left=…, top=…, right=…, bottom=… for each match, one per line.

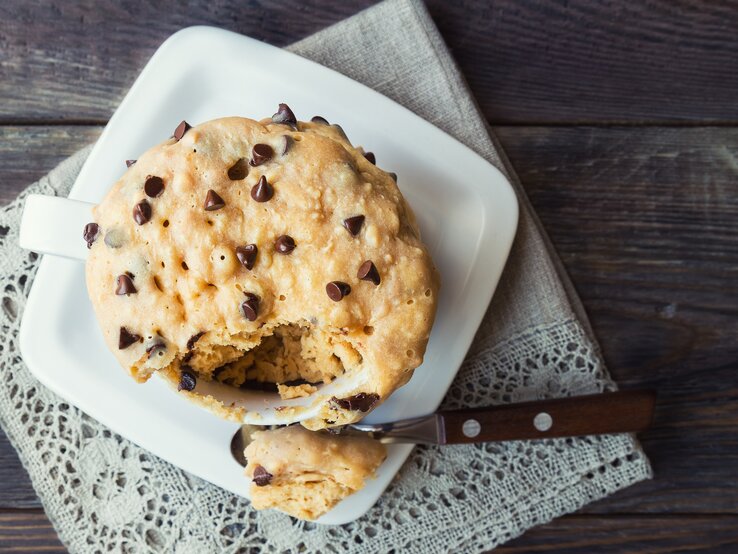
left=182, top=322, right=363, bottom=399
left=250, top=475, right=353, bottom=520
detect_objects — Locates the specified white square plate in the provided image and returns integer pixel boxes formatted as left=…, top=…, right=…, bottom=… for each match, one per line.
left=19, top=27, right=518, bottom=524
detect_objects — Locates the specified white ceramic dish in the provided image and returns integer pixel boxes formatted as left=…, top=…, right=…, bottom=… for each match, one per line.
left=19, top=190, right=422, bottom=426
left=18, top=26, right=518, bottom=524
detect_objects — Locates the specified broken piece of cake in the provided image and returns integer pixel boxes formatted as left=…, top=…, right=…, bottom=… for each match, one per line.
left=244, top=425, right=387, bottom=520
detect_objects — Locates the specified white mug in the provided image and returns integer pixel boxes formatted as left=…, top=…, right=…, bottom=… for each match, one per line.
left=19, top=194, right=368, bottom=426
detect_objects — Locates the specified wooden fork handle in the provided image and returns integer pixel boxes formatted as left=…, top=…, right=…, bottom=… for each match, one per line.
left=439, top=390, right=656, bottom=444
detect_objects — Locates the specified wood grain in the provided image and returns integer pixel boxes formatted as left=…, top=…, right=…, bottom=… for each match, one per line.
left=441, top=390, right=656, bottom=443
left=2, top=2, right=738, bottom=547
left=0, top=510, right=65, bottom=552
left=1, top=125, right=737, bottom=518
left=1, top=511, right=736, bottom=554
left=496, top=125, right=738, bottom=513
left=2, top=1, right=738, bottom=124
left=496, top=515, right=738, bottom=553
left=0, top=127, right=100, bottom=205
left=0, top=433, right=41, bottom=509
left=430, top=0, right=738, bottom=124
left=0, top=0, right=374, bottom=124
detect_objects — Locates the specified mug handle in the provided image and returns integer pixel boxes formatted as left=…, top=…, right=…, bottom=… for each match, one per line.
left=19, top=194, right=95, bottom=261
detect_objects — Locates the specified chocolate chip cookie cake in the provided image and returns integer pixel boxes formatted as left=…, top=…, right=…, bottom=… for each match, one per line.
left=84, top=104, right=439, bottom=429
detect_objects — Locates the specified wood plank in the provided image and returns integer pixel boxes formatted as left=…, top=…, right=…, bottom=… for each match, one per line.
left=0, top=434, right=41, bottom=509
left=495, top=125, right=738, bottom=513
left=0, top=126, right=99, bottom=509
left=0, top=0, right=374, bottom=124
left=0, top=510, right=736, bottom=553
left=495, top=515, right=738, bottom=553
left=0, top=510, right=65, bottom=552
left=431, top=0, right=738, bottom=124
left=2, top=1, right=738, bottom=124
left=0, top=127, right=100, bottom=205
left=0, top=125, right=737, bottom=516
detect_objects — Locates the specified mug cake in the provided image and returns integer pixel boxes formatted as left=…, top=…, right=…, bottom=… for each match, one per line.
left=83, top=105, right=439, bottom=430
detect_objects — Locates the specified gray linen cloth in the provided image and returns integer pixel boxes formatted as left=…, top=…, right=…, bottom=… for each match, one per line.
left=0, top=0, right=651, bottom=551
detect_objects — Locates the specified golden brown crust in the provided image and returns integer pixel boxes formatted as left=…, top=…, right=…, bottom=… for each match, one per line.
left=85, top=115, right=439, bottom=427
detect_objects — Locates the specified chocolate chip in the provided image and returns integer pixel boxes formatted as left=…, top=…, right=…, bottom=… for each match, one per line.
left=83, top=222, right=99, bottom=248
left=178, top=369, right=197, bottom=391
left=250, top=175, right=274, bottom=202
left=236, top=244, right=258, bottom=270
left=146, top=342, right=166, bottom=359
left=278, top=135, right=293, bottom=156
left=357, top=260, right=381, bottom=285
left=364, top=152, right=376, bottom=164
left=186, top=332, right=205, bottom=350
left=133, top=200, right=152, bottom=225
left=311, top=116, right=329, bottom=125
left=126, top=159, right=137, bottom=168
left=144, top=175, right=164, bottom=198
left=227, top=158, right=249, bottom=180
left=326, top=281, right=351, bottom=301
left=250, top=144, right=274, bottom=166
left=173, top=120, right=191, bottom=141
left=389, top=172, right=397, bottom=182
left=115, top=274, right=137, bottom=295
left=118, top=327, right=140, bottom=349
left=271, top=103, right=297, bottom=129
left=204, top=189, right=225, bottom=211
left=275, top=235, right=296, bottom=254
left=252, top=465, right=273, bottom=487
left=182, top=351, right=193, bottom=364
left=333, top=393, right=379, bottom=412
left=342, top=215, right=365, bottom=236
left=241, top=292, right=260, bottom=321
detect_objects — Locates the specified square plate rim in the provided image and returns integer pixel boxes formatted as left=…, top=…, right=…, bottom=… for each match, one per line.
left=19, top=25, right=519, bottom=525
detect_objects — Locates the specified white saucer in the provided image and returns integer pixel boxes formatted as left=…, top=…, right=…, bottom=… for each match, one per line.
left=19, top=26, right=518, bottom=524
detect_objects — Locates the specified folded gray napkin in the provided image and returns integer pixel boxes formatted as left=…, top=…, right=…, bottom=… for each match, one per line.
left=0, top=0, right=651, bottom=551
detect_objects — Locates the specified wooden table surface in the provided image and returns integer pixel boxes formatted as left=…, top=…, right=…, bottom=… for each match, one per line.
left=1, top=1, right=737, bottom=552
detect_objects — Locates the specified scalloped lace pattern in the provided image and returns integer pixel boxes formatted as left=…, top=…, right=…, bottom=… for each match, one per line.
left=0, top=148, right=651, bottom=553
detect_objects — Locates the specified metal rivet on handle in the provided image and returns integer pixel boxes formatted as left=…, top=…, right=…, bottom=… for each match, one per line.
left=462, top=419, right=481, bottom=438
left=534, top=412, right=553, bottom=432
